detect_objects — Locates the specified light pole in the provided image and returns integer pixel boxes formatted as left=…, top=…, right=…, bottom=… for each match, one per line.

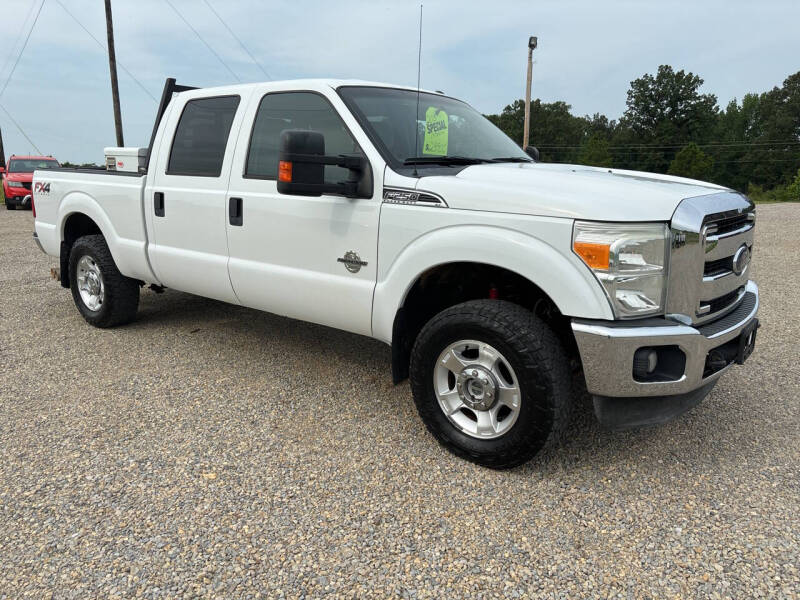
left=523, top=36, right=537, bottom=151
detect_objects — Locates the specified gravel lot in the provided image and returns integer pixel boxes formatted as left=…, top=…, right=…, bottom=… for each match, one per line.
left=1, top=204, right=798, bottom=599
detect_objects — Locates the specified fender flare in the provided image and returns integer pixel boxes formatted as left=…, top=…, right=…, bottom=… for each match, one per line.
left=371, top=224, right=613, bottom=344
left=57, top=191, right=159, bottom=284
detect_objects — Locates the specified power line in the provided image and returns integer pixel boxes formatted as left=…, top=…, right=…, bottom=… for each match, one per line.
left=201, top=0, right=272, bottom=80
left=52, top=0, right=157, bottom=103
left=0, top=0, right=38, bottom=82
left=0, top=0, right=45, bottom=99
left=0, top=101, right=42, bottom=154
left=715, top=158, right=800, bottom=165
left=164, top=0, right=241, bottom=83
left=537, top=140, right=800, bottom=150
left=543, top=147, right=800, bottom=158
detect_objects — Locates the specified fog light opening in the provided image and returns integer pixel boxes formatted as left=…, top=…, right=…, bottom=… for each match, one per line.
left=632, top=346, right=686, bottom=383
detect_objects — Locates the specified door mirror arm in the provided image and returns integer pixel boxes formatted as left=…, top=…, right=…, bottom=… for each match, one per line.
left=277, top=130, right=371, bottom=198
left=279, top=153, right=366, bottom=197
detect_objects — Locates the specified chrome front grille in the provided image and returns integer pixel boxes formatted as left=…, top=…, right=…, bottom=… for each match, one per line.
left=704, top=213, right=751, bottom=236
left=667, top=191, right=755, bottom=326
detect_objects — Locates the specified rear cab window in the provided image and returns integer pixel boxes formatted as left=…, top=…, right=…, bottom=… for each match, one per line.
left=167, top=95, right=241, bottom=177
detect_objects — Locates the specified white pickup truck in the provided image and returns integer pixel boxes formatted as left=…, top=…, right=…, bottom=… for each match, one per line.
left=32, top=78, right=759, bottom=468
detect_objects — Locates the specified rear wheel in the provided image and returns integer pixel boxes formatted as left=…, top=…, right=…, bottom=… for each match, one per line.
left=409, top=300, right=572, bottom=469
left=69, top=234, right=139, bottom=327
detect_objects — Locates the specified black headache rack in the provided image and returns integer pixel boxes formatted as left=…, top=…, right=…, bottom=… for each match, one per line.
left=142, top=77, right=199, bottom=173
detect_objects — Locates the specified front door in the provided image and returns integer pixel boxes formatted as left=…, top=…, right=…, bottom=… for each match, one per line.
left=225, top=90, right=382, bottom=336
left=147, top=93, right=248, bottom=303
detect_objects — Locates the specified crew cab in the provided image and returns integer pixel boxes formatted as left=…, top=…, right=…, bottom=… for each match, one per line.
left=3, top=155, right=60, bottom=209
left=32, top=78, right=759, bottom=468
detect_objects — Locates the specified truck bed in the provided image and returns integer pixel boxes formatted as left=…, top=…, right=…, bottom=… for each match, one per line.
left=33, top=168, right=158, bottom=284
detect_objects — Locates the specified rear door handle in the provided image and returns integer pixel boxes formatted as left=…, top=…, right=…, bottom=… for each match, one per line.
left=154, top=192, right=165, bottom=217
left=229, top=197, right=243, bottom=226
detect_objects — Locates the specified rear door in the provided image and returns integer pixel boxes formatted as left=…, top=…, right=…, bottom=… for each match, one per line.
left=224, top=88, right=383, bottom=336
left=146, top=92, right=249, bottom=303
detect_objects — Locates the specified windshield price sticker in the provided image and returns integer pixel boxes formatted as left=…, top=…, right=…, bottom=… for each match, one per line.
left=423, top=107, right=448, bottom=155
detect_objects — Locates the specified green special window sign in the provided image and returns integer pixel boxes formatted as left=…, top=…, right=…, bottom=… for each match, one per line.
left=423, top=107, right=448, bottom=156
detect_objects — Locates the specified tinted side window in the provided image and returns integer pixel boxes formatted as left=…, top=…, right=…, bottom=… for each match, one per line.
left=168, top=95, right=240, bottom=176
left=246, top=92, right=362, bottom=183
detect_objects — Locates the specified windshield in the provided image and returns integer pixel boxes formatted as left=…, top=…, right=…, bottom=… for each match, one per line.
left=338, top=86, right=530, bottom=171
left=8, top=159, right=60, bottom=173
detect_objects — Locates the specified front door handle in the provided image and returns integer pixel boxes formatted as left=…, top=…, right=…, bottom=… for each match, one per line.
left=154, top=192, right=165, bottom=217
left=229, top=197, right=243, bottom=226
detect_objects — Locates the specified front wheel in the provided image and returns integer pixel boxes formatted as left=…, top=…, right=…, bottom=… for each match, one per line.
left=5, top=202, right=15, bottom=210
left=69, top=234, right=139, bottom=327
left=410, top=300, right=572, bottom=469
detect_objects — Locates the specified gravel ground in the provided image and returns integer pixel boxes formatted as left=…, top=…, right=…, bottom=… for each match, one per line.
left=1, top=205, right=798, bottom=599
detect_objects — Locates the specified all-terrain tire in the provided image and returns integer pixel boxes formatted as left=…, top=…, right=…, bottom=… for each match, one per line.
left=69, top=234, right=139, bottom=327
left=5, top=202, right=15, bottom=210
left=409, top=300, right=572, bottom=469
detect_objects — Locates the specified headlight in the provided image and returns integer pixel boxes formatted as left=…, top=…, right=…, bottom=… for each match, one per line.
left=8, top=181, right=23, bottom=188
left=573, top=221, right=669, bottom=318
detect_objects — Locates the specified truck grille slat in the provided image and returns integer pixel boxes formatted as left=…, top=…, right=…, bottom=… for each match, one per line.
left=701, top=287, right=744, bottom=315
left=703, top=256, right=732, bottom=277
left=704, top=213, right=750, bottom=236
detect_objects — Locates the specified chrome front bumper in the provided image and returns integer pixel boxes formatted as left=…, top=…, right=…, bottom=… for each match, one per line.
left=572, top=280, right=759, bottom=397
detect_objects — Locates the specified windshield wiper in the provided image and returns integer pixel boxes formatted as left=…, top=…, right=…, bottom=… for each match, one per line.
left=488, top=157, right=533, bottom=163
left=403, top=156, right=493, bottom=166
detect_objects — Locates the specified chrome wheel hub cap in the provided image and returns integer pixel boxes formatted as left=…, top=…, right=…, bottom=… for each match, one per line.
left=434, top=340, right=521, bottom=440
left=76, top=255, right=105, bottom=312
left=457, top=366, right=498, bottom=411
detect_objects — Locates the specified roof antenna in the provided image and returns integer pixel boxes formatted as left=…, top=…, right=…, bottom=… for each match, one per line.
left=413, top=3, right=423, bottom=178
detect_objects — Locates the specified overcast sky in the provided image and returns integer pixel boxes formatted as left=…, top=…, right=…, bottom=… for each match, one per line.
left=1, top=0, right=798, bottom=163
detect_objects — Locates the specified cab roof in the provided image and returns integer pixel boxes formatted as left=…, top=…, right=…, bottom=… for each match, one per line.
left=9, top=155, right=58, bottom=160
left=178, top=79, right=443, bottom=97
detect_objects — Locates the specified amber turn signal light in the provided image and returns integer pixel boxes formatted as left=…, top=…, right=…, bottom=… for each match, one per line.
left=278, top=161, right=292, bottom=182
left=573, top=241, right=610, bottom=270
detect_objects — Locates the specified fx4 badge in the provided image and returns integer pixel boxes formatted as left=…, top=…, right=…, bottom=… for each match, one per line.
left=337, top=251, right=368, bottom=273
left=34, top=182, right=51, bottom=194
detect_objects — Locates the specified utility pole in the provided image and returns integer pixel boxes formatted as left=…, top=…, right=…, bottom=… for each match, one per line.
left=104, top=0, right=124, bottom=146
left=523, top=36, right=537, bottom=150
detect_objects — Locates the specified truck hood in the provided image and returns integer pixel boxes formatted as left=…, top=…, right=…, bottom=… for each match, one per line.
left=4, top=172, right=33, bottom=183
left=417, top=162, right=728, bottom=221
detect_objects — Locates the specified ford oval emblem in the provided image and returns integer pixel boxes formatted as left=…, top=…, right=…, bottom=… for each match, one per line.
left=732, top=244, right=750, bottom=276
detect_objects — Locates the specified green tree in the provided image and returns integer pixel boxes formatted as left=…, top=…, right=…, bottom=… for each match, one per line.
left=787, top=168, right=800, bottom=201
left=486, top=99, right=591, bottom=163
left=668, top=142, right=714, bottom=180
left=624, top=65, right=718, bottom=139
left=577, top=133, right=613, bottom=167
left=484, top=66, right=800, bottom=195
left=620, top=65, right=718, bottom=173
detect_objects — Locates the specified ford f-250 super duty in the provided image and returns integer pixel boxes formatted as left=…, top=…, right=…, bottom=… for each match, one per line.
left=32, top=78, right=759, bottom=468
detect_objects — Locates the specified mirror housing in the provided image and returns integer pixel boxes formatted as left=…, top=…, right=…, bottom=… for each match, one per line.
left=524, top=146, right=540, bottom=162
left=0, top=166, right=5, bottom=175
left=277, top=129, right=370, bottom=198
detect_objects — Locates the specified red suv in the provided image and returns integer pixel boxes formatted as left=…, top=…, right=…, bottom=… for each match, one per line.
left=3, top=155, right=60, bottom=210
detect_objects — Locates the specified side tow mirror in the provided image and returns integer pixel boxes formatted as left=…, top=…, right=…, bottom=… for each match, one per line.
left=277, top=129, right=369, bottom=198
left=524, top=146, right=540, bottom=162
left=0, top=167, right=5, bottom=175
